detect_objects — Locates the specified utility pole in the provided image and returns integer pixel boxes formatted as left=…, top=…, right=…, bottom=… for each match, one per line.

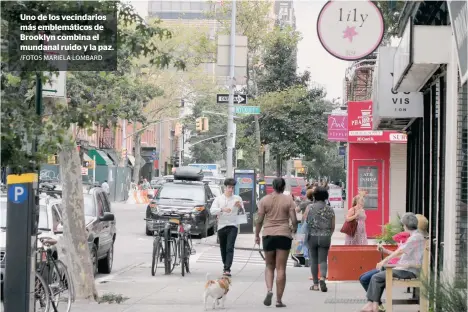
left=159, top=122, right=163, bottom=177
left=226, top=0, right=236, bottom=178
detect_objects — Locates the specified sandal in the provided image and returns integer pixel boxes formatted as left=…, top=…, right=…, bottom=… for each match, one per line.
left=276, top=302, right=286, bottom=308
left=309, top=285, right=320, bottom=291
left=319, top=279, right=328, bottom=292
left=263, top=291, right=273, bottom=306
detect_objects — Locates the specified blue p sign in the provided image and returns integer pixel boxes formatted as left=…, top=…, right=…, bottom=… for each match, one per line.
left=8, top=185, right=28, bottom=204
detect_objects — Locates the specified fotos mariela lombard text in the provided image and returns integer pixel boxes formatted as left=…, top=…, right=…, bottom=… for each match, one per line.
left=6, top=3, right=117, bottom=71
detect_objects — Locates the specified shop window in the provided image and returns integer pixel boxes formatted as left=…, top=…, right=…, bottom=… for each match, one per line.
left=358, top=166, right=378, bottom=210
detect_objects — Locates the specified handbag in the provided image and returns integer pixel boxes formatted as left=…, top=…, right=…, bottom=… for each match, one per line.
left=340, top=207, right=358, bottom=236
left=237, top=208, right=248, bottom=224
left=340, top=219, right=358, bottom=236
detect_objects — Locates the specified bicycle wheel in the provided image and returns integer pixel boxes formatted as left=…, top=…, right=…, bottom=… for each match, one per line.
left=49, top=260, right=73, bottom=312
left=180, top=239, right=185, bottom=276
left=169, top=239, right=178, bottom=273
left=152, top=236, right=161, bottom=276
left=35, top=272, right=50, bottom=312
left=163, top=228, right=172, bottom=275
left=184, top=239, right=191, bottom=274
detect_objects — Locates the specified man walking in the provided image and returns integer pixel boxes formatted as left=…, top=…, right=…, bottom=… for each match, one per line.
left=101, top=180, right=110, bottom=196
left=211, top=178, right=244, bottom=276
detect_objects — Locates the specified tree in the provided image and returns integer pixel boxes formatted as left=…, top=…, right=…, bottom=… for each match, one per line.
left=1, top=0, right=185, bottom=301
left=373, top=1, right=406, bottom=45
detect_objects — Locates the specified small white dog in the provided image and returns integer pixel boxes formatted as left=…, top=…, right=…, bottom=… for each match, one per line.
left=203, top=273, right=231, bottom=310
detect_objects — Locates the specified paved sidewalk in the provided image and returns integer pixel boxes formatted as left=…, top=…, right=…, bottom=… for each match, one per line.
left=69, top=265, right=419, bottom=312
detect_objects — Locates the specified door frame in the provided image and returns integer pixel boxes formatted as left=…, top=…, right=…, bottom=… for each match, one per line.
left=351, top=159, right=386, bottom=237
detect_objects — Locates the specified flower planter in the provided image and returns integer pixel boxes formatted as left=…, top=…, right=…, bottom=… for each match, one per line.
left=327, top=245, right=398, bottom=281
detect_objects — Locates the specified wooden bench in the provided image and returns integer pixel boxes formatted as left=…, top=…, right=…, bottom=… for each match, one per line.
left=385, top=239, right=430, bottom=312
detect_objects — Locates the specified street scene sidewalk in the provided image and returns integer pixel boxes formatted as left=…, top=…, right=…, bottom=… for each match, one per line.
left=63, top=203, right=414, bottom=312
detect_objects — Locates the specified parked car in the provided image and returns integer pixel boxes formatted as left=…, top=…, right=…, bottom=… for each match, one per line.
left=82, top=187, right=116, bottom=275
left=208, top=184, right=224, bottom=198
left=145, top=167, right=217, bottom=238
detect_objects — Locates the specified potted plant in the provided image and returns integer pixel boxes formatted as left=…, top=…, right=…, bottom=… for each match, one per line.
left=375, top=214, right=404, bottom=245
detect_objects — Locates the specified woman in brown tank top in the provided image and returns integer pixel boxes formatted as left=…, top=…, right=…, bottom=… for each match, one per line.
left=255, top=178, right=298, bottom=308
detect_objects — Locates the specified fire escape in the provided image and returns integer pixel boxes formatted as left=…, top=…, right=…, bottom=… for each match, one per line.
left=343, top=53, right=377, bottom=102
left=97, top=126, right=115, bottom=149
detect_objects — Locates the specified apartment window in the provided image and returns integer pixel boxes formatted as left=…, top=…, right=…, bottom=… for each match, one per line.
left=190, top=1, right=202, bottom=10
left=162, top=1, right=171, bottom=10
left=181, top=1, right=191, bottom=11
left=150, top=1, right=162, bottom=11
left=171, top=1, right=181, bottom=11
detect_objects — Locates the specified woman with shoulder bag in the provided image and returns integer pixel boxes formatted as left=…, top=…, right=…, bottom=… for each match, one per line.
left=344, top=195, right=368, bottom=245
left=302, top=187, right=335, bottom=292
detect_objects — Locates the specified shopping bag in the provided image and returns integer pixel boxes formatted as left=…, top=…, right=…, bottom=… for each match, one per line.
left=237, top=214, right=248, bottom=224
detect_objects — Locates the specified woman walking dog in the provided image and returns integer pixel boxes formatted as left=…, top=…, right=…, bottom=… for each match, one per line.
left=255, top=178, right=298, bottom=308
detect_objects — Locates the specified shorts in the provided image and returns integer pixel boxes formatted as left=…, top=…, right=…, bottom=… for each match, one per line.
left=262, top=235, right=292, bottom=252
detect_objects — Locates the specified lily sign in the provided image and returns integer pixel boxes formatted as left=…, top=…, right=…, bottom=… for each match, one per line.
left=217, top=94, right=247, bottom=104
left=317, top=0, right=384, bottom=61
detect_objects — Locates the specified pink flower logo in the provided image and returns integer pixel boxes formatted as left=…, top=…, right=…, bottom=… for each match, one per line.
left=343, top=26, right=359, bottom=42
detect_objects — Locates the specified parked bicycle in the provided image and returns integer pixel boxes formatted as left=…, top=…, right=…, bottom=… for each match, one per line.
left=36, top=236, right=73, bottom=312
left=144, top=217, right=177, bottom=276
left=172, top=213, right=195, bottom=276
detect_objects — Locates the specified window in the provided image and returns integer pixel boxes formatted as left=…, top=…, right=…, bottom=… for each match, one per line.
left=190, top=1, right=202, bottom=10
left=171, top=1, right=181, bottom=11
left=99, top=192, right=111, bottom=212
left=96, top=194, right=104, bottom=216
left=161, top=1, right=172, bottom=10
left=150, top=1, right=162, bottom=12
left=205, top=185, right=213, bottom=200
left=181, top=1, right=190, bottom=11
left=157, top=183, right=205, bottom=202
left=84, top=195, right=96, bottom=217
left=358, top=166, right=378, bottom=210
left=38, top=205, right=49, bottom=230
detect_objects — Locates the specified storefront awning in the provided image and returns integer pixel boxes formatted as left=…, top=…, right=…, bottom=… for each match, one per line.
left=88, top=149, right=114, bottom=166
left=83, top=153, right=92, bottom=162
left=127, top=155, right=136, bottom=167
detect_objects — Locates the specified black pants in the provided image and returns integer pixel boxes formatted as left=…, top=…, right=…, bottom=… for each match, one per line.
left=218, top=226, right=238, bottom=272
left=307, top=235, right=331, bottom=284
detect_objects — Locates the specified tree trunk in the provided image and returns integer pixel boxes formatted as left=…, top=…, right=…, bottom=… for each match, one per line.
left=58, top=130, right=98, bottom=301
left=132, top=123, right=142, bottom=183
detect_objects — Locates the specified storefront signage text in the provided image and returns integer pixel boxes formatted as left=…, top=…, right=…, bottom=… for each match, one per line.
left=317, top=0, right=384, bottom=61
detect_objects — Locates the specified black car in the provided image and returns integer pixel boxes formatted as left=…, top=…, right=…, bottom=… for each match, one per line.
left=83, top=187, right=116, bottom=275
left=145, top=167, right=217, bottom=238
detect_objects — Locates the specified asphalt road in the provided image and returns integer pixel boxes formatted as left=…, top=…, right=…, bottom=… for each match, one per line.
left=95, top=202, right=211, bottom=282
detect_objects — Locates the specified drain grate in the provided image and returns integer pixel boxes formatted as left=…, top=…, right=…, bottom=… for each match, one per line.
left=324, top=298, right=386, bottom=304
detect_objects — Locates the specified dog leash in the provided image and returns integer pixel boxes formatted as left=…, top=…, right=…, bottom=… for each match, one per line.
left=232, top=243, right=262, bottom=276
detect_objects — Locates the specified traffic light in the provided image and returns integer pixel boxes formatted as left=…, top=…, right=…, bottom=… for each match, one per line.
left=195, top=117, right=209, bottom=132
left=196, top=117, right=203, bottom=131
left=202, top=117, right=209, bottom=132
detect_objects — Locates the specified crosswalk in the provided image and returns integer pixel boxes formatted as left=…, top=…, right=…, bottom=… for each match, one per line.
left=196, top=247, right=297, bottom=267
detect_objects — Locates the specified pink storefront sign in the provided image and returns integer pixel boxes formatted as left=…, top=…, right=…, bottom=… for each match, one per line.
left=328, top=115, right=348, bottom=141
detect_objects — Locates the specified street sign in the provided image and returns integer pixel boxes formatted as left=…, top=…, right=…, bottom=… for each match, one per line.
left=7, top=185, right=27, bottom=204
left=235, top=106, right=260, bottom=115
left=81, top=167, right=89, bottom=175
left=217, top=94, right=247, bottom=104
left=338, top=146, right=346, bottom=156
